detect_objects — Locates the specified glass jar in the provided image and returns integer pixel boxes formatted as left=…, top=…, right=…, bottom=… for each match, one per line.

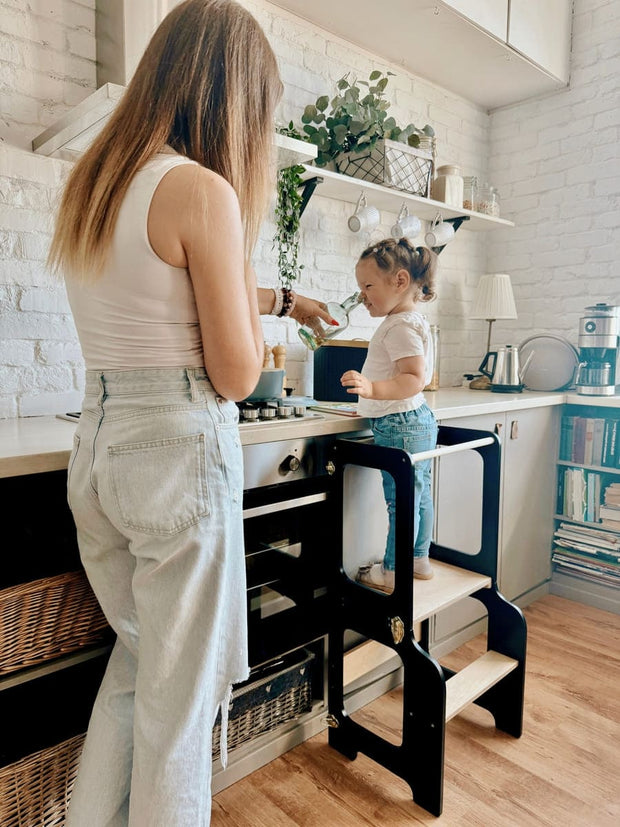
left=463, top=176, right=478, bottom=211
left=476, top=182, right=500, bottom=217
left=432, top=164, right=463, bottom=209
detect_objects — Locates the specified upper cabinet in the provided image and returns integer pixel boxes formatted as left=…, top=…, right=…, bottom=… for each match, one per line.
left=508, top=0, right=572, bottom=83
left=268, top=0, right=573, bottom=110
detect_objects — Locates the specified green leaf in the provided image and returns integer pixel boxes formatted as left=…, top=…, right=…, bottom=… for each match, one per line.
left=407, top=134, right=421, bottom=148
left=422, top=124, right=436, bottom=137
left=316, top=95, right=329, bottom=111
left=369, top=70, right=382, bottom=80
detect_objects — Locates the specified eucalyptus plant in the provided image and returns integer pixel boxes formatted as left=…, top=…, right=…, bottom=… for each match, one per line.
left=300, top=70, right=435, bottom=168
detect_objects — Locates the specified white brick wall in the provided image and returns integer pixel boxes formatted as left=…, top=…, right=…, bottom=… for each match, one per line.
left=487, top=0, right=620, bottom=349
left=0, top=0, right=617, bottom=416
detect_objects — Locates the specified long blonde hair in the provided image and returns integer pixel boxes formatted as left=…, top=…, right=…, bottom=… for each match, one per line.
left=48, top=0, right=283, bottom=278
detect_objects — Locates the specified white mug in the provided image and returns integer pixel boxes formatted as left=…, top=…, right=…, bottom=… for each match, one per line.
left=348, top=205, right=380, bottom=233
left=391, top=214, right=421, bottom=239
left=425, top=218, right=455, bottom=247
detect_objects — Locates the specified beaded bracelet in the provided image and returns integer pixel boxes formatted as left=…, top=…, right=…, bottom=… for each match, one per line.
left=279, top=288, right=297, bottom=317
left=270, top=288, right=284, bottom=316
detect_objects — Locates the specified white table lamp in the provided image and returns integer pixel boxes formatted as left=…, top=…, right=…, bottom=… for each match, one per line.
left=470, top=274, right=518, bottom=389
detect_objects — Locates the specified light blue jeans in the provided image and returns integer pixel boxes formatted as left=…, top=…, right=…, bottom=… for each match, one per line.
left=371, top=404, right=438, bottom=572
left=65, top=367, right=249, bottom=827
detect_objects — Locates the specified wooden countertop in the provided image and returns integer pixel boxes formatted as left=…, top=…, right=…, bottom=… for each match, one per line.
left=2, top=387, right=615, bottom=479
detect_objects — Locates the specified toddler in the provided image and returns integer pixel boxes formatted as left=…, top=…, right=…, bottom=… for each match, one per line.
left=341, top=238, right=438, bottom=590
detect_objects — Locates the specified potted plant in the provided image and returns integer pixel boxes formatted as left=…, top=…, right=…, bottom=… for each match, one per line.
left=300, top=71, right=435, bottom=196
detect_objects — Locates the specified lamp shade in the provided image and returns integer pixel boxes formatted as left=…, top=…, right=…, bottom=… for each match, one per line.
left=470, top=274, right=518, bottom=320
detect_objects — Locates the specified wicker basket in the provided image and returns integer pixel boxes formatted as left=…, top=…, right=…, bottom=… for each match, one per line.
left=212, top=649, right=315, bottom=759
left=0, top=572, right=110, bottom=676
left=0, top=733, right=85, bottom=827
left=336, top=137, right=434, bottom=197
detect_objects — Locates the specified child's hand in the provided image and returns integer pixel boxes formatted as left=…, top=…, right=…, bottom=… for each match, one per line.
left=341, top=370, right=373, bottom=398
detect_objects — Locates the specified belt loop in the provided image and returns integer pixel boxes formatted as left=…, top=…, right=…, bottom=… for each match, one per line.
left=97, top=372, right=106, bottom=408
left=186, top=368, right=200, bottom=402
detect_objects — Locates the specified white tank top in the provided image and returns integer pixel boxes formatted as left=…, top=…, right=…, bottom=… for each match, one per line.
left=65, top=152, right=204, bottom=370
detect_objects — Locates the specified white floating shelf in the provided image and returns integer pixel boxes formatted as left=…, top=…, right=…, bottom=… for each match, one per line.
left=300, top=165, right=514, bottom=230
left=275, top=133, right=317, bottom=169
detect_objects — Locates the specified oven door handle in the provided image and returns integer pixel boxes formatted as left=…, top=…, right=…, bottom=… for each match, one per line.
left=243, top=492, right=327, bottom=519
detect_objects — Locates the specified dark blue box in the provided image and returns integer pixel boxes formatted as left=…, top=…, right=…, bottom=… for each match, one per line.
left=313, top=340, right=369, bottom=402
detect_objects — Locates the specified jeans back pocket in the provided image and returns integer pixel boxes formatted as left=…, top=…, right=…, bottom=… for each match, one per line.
left=109, top=433, right=210, bottom=535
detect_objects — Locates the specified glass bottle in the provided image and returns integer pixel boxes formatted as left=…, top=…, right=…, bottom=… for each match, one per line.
left=298, top=292, right=362, bottom=351
left=463, top=176, right=478, bottom=211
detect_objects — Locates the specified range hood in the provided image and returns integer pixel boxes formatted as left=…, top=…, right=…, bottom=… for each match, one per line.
left=32, top=0, right=316, bottom=168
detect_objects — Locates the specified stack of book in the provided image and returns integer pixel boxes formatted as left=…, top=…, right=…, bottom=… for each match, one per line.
left=599, top=482, right=620, bottom=529
left=559, top=414, right=620, bottom=467
left=557, top=467, right=602, bottom=522
left=552, top=522, right=620, bottom=587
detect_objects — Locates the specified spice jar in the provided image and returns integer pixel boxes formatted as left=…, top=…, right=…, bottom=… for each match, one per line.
left=463, top=176, right=478, bottom=211
left=432, top=164, right=463, bottom=209
left=476, top=182, right=500, bottom=217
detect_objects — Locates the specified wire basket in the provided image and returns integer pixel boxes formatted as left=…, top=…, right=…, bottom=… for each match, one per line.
left=0, top=733, right=85, bottom=827
left=336, top=137, right=434, bottom=197
left=212, top=649, right=315, bottom=759
left=0, top=571, right=111, bottom=676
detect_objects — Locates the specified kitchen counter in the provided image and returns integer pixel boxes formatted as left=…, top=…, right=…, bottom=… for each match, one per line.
left=2, top=388, right=617, bottom=479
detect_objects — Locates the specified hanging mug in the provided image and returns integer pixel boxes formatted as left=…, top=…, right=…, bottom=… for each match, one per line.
left=425, top=214, right=455, bottom=247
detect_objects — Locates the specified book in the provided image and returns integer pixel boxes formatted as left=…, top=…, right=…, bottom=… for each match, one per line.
left=583, top=418, right=595, bottom=466
left=559, top=415, right=576, bottom=461
left=591, top=418, right=606, bottom=466
left=309, top=402, right=359, bottom=416
left=603, top=419, right=619, bottom=467
left=599, top=504, right=620, bottom=520
left=572, top=417, right=586, bottom=464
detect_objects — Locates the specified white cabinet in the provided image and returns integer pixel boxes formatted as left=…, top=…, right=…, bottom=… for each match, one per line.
left=269, top=0, right=572, bottom=109
left=432, top=405, right=559, bottom=650
left=508, top=0, right=572, bottom=83
left=441, top=0, right=508, bottom=40
left=500, top=406, right=558, bottom=601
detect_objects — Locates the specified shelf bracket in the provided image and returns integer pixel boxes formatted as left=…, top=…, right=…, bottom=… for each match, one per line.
left=298, top=176, right=324, bottom=218
left=432, top=215, right=470, bottom=256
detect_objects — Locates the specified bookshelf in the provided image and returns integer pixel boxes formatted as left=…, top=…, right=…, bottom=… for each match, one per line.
left=551, top=403, right=620, bottom=614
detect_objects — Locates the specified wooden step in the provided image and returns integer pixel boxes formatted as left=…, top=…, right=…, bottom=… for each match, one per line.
left=413, top=560, right=491, bottom=624
left=445, top=650, right=518, bottom=721
left=343, top=640, right=399, bottom=690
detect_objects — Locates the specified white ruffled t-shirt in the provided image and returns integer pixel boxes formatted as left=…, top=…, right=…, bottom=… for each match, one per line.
left=356, top=310, right=434, bottom=418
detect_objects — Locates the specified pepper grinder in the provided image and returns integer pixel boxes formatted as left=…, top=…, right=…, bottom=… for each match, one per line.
left=263, top=344, right=272, bottom=369
left=272, top=344, right=286, bottom=396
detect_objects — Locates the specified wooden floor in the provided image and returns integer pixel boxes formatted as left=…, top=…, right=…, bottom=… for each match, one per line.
left=212, top=595, right=620, bottom=826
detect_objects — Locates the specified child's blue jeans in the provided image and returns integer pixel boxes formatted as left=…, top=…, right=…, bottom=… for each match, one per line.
left=370, top=404, right=438, bottom=572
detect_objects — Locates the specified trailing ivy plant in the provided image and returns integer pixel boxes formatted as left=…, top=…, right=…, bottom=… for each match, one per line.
left=273, top=122, right=306, bottom=288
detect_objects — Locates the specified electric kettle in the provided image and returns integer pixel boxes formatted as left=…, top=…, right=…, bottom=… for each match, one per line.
left=479, top=345, right=533, bottom=393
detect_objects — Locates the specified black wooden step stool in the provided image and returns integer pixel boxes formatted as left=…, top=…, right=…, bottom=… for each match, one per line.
left=326, top=426, right=527, bottom=817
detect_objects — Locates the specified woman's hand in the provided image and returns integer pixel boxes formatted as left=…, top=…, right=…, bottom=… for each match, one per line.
left=290, top=294, right=338, bottom=327
left=341, top=370, right=373, bottom=399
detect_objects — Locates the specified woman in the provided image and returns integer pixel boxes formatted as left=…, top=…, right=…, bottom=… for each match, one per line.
left=48, top=2, right=331, bottom=824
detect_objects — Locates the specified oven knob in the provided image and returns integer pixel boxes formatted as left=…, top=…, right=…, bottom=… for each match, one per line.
left=279, top=454, right=301, bottom=475
left=325, top=460, right=336, bottom=475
